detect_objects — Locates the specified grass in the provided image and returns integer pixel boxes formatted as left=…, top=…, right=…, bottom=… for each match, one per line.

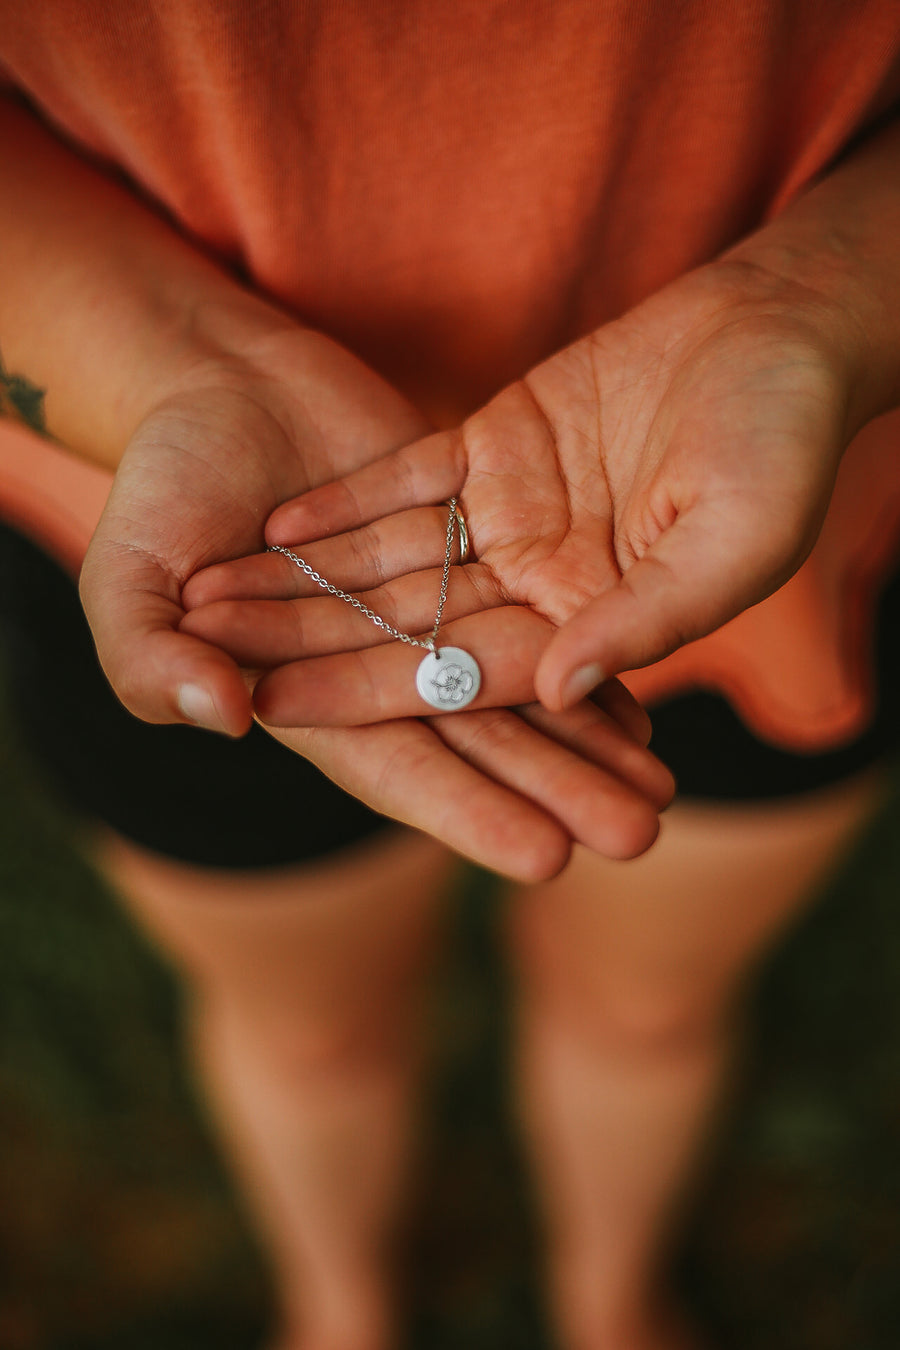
left=1, top=704, right=899, bottom=1349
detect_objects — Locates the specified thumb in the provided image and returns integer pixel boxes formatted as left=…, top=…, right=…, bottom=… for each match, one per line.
left=79, top=537, right=253, bottom=736
left=535, top=505, right=804, bottom=712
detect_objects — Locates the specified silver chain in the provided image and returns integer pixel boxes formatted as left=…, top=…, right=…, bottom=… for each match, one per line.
left=268, top=498, right=460, bottom=654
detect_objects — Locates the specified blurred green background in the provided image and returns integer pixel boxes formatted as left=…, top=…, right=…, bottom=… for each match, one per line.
left=1, top=693, right=899, bottom=1350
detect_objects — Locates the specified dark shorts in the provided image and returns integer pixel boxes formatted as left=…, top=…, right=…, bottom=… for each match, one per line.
left=1, top=522, right=898, bottom=870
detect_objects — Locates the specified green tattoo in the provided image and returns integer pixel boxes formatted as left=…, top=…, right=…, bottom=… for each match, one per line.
left=0, top=346, right=47, bottom=434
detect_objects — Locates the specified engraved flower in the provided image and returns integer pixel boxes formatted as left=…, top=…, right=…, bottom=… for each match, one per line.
left=430, top=663, right=474, bottom=705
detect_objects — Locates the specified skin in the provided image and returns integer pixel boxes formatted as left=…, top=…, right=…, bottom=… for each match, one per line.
left=0, top=345, right=47, bottom=433
left=179, top=254, right=869, bottom=727
left=79, top=325, right=673, bottom=876
left=0, top=96, right=672, bottom=880
left=181, top=116, right=900, bottom=738
left=5, top=67, right=900, bottom=1350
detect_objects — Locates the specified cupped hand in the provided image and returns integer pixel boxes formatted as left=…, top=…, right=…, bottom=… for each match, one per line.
left=80, top=314, right=672, bottom=877
left=182, top=256, right=857, bottom=722
left=79, top=318, right=431, bottom=733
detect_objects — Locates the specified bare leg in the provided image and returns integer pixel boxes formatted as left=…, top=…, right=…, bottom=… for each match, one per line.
left=92, top=825, right=457, bottom=1350
left=501, top=769, right=887, bottom=1350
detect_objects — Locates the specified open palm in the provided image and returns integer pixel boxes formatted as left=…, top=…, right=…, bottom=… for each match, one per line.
left=183, top=257, right=853, bottom=722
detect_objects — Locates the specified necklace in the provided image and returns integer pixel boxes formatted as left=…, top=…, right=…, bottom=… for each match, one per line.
left=268, top=498, right=481, bottom=711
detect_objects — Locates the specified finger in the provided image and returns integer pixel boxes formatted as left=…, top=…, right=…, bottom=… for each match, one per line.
left=183, top=504, right=461, bottom=610
left=79, top=540, right=253, bottom=736
left=433, top=706, right=663, bottom=861
left=535, top=506, right=790, bottom=711
left=252, top=605, right=549, bottom=726
left=589, top=678, right=654, bottom=747
left=518, top=701, right=676, bottom=811
left=266, top=718, right=573, bottom=882
left=266, top=428, right=466, bottom=545
left=179, top=563, right=501, bottom=666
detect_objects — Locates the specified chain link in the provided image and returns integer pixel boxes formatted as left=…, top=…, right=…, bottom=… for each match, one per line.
left=268, top=498, right=461, bottom=654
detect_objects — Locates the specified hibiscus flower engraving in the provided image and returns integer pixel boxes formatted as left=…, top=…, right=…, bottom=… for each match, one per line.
left=430, top=662, right=474, bottom=705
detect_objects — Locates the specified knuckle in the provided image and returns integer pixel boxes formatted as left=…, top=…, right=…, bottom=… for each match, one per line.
left=287, top=601, right=306, bottom=648
left=444, top=707, right=520, bottom=761
left=349, top=527, right=387, bottom=585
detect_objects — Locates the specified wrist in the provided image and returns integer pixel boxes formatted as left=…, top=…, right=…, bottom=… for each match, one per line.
left=0, top=94, right=300, bottom=469
left=123, top=285, right=302, bottom=443
left=720, top=119, right=900, bottom=440
left=722, top=230, right=894, bottom=444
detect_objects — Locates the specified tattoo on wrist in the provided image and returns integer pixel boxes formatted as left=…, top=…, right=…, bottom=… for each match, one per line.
left=0, top=346, right=47, bottom=434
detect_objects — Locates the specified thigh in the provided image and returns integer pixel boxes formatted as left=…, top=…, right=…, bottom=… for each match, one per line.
left=0, top=520, right=459, bottom=1052
left=95, top=824, right=458, bottom=1059
left=501, top=767, right=888, bottom=1040
left=503, top=574, right=900, bottom=1040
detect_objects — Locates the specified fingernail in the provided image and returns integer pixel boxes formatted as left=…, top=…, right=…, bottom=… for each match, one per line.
left=177, top=682, right=229, bottom=734
left=562, top=662, right=605, bottom=707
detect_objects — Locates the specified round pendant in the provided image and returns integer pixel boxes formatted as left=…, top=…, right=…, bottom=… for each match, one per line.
left=416, top=646, right=481, bottom=711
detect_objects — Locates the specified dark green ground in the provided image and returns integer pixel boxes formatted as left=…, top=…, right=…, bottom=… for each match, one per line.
left=1, top=704, right=899, bottom=1350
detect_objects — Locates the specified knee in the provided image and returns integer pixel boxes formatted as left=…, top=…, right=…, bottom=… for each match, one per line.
left=199, top=985, right=418, bottom=1078
left=509, top=936, right=731, bottom=1057
left=567, top=983, right=731, bottom=1058
left=283, top=1004, right=421, bottom=1075
left=505, top=902, right=735, bottom=1058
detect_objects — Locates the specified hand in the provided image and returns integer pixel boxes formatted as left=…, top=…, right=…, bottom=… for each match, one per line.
left=181, top=256, right=856, bottom=724
left=80, top=318, right=672, bottom=877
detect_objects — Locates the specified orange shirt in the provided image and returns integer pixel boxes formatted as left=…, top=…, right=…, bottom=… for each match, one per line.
left=1, top=0, right=900, bottom=749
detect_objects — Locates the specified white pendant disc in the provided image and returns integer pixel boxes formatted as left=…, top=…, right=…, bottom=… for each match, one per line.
left=416, top=646, right=481, bottom=711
